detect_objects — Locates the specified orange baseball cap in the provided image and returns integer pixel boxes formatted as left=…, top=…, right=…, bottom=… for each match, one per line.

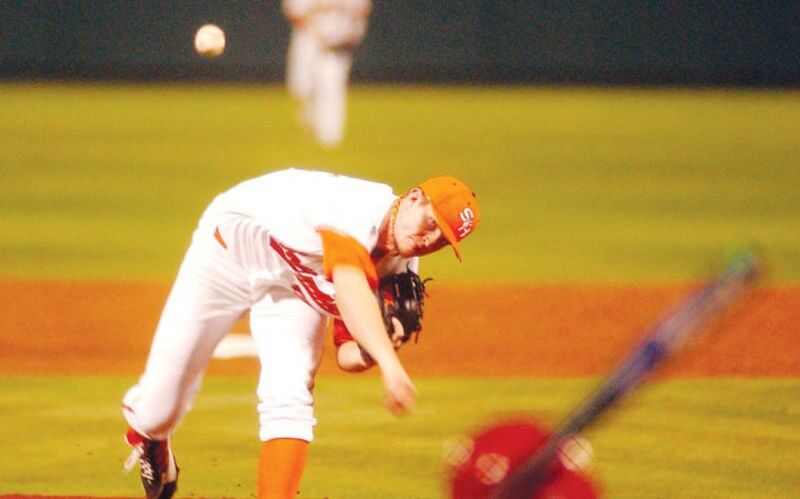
left=419, top=176, right=480, bottom=262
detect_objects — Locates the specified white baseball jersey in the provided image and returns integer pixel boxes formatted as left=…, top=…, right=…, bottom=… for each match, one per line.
left=123, top=168, right=416, bottom=444
left=284, top=0, right=371, bottom=47
left=211, top=168, right=418, bottom=315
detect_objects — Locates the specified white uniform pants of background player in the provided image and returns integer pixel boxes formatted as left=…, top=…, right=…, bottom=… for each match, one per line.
left=287, top=29, right=353, bottom=147
left=123, top=202, right=325, bottom=443
left=286, top=3, right=368, bottom=147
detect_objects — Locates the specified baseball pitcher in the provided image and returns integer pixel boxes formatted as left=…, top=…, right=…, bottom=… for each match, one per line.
left=122, top=168, right=480, bottom=498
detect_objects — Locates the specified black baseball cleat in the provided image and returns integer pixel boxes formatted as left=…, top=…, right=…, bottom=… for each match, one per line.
left=125, top=427, right=180, bottom=499
left=159, top=478, right=179, bottom=499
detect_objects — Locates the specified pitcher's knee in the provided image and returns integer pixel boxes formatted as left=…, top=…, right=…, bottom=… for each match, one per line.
left=122, top=385, right=185, bottom=439
left=258, top=398, right=316, bottom=442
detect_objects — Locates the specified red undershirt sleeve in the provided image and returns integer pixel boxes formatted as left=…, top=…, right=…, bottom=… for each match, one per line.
left=331, top=318, right=354, bottom=347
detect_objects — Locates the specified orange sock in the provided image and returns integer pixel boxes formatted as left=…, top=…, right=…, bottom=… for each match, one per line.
left=258, top=438, right=309, bottom=499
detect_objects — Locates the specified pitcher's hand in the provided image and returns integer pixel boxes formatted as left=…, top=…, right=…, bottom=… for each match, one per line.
left=381, top=363, right=417, bottom=416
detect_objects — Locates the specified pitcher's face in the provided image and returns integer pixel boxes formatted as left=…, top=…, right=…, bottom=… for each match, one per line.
left=393, top=189, right=449, bottom=257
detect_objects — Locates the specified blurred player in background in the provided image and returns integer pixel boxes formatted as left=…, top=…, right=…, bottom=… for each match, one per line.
left=122, top=168, right=479, bottom=498
left=282, top=0, right=371, bottom=147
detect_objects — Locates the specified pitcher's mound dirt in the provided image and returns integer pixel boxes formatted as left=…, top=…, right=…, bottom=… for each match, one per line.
left=1, top=281, right=797, bottom=377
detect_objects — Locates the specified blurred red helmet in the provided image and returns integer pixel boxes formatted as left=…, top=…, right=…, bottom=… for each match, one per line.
left=446, top=418, right=599, bottom=499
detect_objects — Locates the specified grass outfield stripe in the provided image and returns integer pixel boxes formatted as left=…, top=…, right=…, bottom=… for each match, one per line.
left=0, top=377, right=797, bottom=497
left=1, top=84, right=798, bottom=283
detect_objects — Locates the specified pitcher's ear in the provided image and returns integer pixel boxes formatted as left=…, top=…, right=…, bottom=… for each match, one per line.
left=406, top=187, right=424, bottom=202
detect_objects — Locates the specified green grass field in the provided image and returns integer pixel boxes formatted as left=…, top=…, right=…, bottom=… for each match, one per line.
left=1, top=377, right=799, bottom=498
left=1, top=84, right=799, bottom=497
left=1, top=84, right=798, bottom=283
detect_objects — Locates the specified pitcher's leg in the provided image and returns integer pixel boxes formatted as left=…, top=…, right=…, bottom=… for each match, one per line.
left=258, top=438, right=309, bottom=499
left=123, top=241, right=250, bottom=440
left=250, top=294, right=325, bottom=497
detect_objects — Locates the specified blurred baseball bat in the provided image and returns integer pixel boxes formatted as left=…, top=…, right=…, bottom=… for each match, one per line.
left=492, top=250, right=762, bottom=498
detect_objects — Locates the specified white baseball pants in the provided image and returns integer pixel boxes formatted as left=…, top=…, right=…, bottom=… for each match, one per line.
left=123, top=201, right=326, bottom=443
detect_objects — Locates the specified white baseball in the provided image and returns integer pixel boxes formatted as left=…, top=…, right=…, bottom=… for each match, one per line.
left=194, top=24, right=225, bottom=57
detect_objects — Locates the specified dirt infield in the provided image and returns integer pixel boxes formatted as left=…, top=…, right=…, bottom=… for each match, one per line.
left=1, top=281, right=798, bottom=377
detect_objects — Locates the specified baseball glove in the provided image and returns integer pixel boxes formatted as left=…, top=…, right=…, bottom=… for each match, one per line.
left=377, top=268, right=430, bottom=344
